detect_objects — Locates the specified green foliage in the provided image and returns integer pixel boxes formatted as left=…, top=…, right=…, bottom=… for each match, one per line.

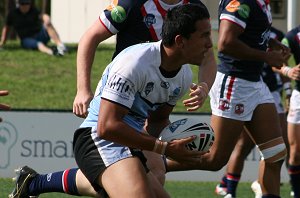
left=0, top=41, right=212, bottom=113
left=0, top=177, right=293, bottom=198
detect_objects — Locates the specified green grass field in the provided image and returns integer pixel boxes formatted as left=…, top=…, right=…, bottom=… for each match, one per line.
left=0, top=178, right=293, bottom=198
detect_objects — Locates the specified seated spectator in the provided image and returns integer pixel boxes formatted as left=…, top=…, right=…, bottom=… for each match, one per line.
left=0, top=0, right=67, bottom=56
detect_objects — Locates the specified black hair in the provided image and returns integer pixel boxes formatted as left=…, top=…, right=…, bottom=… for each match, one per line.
left=162, top=3, right=210, bottom=46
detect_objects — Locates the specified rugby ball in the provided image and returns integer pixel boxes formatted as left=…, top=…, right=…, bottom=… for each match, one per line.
left=159, top=118, right=214, bottom=152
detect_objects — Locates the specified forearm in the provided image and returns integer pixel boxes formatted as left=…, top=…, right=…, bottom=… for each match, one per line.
left=76, top=35, right=99, bottom=92
left=219, top=38, right=267, bottom=62
left=0, top=26, right=9, bottom=46
left=198, top=48, right=217, bottom=90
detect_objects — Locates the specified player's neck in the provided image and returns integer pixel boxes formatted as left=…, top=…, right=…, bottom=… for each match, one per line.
left=161, top=0, right=182, bottom=5
left=161, top=44, right=185, bottom=72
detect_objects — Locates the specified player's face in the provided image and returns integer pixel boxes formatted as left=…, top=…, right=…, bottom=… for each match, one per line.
left=182, top=19, right=212, bottom=65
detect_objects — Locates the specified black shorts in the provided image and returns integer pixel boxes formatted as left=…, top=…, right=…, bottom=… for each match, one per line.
left=73, top=127, right=149, bottom=195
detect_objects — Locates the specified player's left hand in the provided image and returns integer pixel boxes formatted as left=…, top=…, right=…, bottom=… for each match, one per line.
left=183, top=82, right=208, bottom=111
left=0, top=90, right=11, bottom=122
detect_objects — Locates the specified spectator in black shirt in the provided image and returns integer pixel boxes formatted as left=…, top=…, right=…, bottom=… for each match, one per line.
left=0, top=0, right=67, bottom=56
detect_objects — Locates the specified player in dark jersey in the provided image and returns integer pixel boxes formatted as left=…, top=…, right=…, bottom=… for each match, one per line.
left=215, top=26, right=292, bottom=198
left=280, top=25, right=300, bottom=198
left=166, top=1, right=290, bottom=197
left=9, top=1, right=216, bottom=197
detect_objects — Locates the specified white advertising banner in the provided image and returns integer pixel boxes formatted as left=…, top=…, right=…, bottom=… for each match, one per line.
left=0, top=111, right=289, bottom=182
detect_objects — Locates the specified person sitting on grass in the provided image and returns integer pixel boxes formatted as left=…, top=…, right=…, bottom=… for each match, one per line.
left=0, top=0, right=67, bottom=56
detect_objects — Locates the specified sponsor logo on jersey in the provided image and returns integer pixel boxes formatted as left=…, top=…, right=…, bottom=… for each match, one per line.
left=281, top=38, right=290, bottom=48
left=144, top=13, right=156, bottom=28
left=225, top=0, right=240, bottom=12
left=106, top=74, right=134, bottom=99
left=160, top=81, right=170, bottom=89
left=145, top=82, right=154, bottom=96
left=173, top=87, right=181, bottom=96
left=110, top=5, right=126, bottom=23
left=259, top=29, right=270, bottom=45
left=106, top=0, right=118, bottom=11
left=235, top=103, right=244, bottom=115
left=218, top=99, right=230, bottom=111
left=238, top=4, right=250, bottom=18
left=169, top=118, right=187, bottom=133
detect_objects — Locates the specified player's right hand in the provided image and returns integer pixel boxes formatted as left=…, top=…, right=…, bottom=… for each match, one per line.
left=165, top=136, right=206, bottom=164
left=265, top=50, right=287, bottom=69
left=73, top=90, right=94, bottom=118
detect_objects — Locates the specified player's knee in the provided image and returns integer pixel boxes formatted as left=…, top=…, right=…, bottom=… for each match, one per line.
left=258, top=137, right=287, bottom=163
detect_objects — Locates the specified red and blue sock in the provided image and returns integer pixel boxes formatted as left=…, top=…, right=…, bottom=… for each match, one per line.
left=28, top=168, right=80, bottom=196
left=288, top=164, right=300, bottom=198
left=226, top=173, right=241, bottom=197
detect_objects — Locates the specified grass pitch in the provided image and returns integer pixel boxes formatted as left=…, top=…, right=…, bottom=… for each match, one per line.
left=0, top=178, right=292, bottom=198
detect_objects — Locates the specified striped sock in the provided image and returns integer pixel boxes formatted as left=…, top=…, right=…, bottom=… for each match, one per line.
left=28, top=168, right=80, bottom=196
left=288, top=164, right=300, bottom=198
left=226, top=173, right=241, bottom=197
left=219, top=175, right=228, bottom=187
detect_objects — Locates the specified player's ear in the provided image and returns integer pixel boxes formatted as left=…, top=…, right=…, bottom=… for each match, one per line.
left=175, top=35, right=184, bottom=48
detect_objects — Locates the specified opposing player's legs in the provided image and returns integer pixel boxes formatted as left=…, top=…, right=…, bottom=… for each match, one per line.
left=101, top=157, right=169, bottom=198
left=287, top=89, right=300, bottom=197
left=245, top=103, right=286, bottom=196
left=42, top=14, right=67, bottom=54
left=143, top=150, right=166, bottom=185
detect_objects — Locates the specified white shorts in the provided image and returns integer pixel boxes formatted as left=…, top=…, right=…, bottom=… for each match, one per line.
left=287, top=89, right=300, bottom=124
left=209, top=72, right=274, bottom=121
left=272, top=91, right=285, bottom=114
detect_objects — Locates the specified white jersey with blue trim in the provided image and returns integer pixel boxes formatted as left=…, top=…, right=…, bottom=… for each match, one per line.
left=80, top=41, right=193, bottom=132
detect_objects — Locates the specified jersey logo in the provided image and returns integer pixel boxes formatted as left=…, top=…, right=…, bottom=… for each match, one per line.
left=218, top=99, right=230, bottom=111
left=160, top=81, right=170, bottom=89
left=238, top=4, right=250, bottom=18
left=110, top=5, right=126, bottom=23
left=234, top=104, right=244, bottom=115
left=144, top=14, right=156, bottom=28
left=145, top=82, right=154, bottom=96
left=106, top=0, right=119, bottom=11
left=225, top=0, right=240, bottom=12
left=106, top=74, right=134, bottom=100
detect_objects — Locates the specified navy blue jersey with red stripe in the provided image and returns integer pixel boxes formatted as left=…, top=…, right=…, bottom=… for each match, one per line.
left=218, top=0, right=272, bottom=81
left=262, top=26, right=285, bottom=92
left=282, top=25, right=300, bottom=91
left=100, top=0, right=205, bottom=59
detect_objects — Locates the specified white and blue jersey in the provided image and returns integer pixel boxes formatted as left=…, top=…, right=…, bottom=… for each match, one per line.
left=81, top=41, right=192, bottom=132
left=218, top=0, right=272, bottom=81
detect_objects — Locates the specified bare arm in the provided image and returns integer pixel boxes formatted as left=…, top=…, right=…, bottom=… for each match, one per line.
left=98, top=99, right=204, bottom=163
left=145, top=104, right=173, bottom=138
left=73, top=20, right=113, bottom=118
left=183, top=46, right=217, bottom=111
left=218, top=20, right=286, bottom=68
left=0, top=25, right=10, bottom=47
left=0, top=90, right=10, bottom=122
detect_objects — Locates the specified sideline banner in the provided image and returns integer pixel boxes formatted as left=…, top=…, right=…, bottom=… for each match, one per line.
left=0, top=111, right=289, bottom=182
